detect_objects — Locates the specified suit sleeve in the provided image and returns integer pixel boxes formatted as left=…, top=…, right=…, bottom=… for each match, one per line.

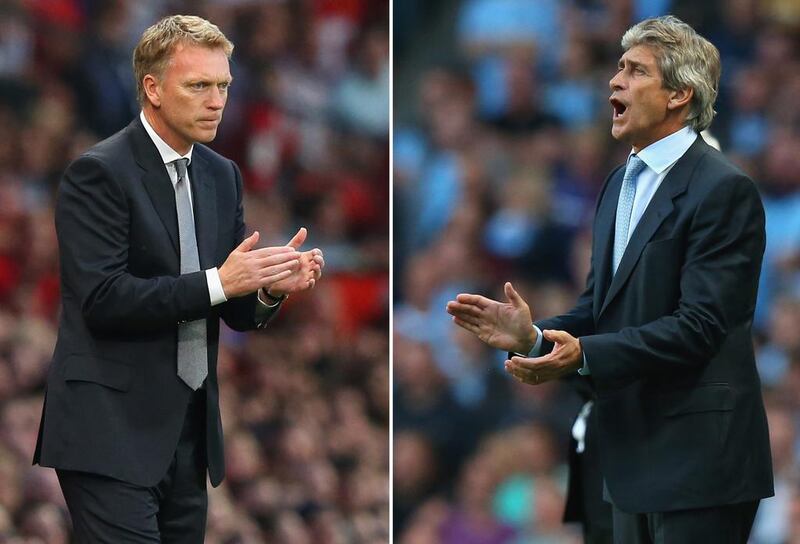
left=57, top=155, right=212, bottom=333
left=534, top=266, right=596, bottom=353
left=579, top=174, right=765, bottom=388
left=218, top=160, right=282, bottom=332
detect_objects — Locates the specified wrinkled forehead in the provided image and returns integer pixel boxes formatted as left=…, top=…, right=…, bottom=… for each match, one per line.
left=165, top=42, right=232, bottom=79
left=619, top=44, right=661, bottom=68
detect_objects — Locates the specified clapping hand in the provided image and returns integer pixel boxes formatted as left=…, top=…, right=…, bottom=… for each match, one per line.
left=218, top=231, right=300, bottom=299
left=446, top=282, right=538, bottom=354
left=505, top=329, right=583, bottom=385
left=264, top=227, right=324, bottom=297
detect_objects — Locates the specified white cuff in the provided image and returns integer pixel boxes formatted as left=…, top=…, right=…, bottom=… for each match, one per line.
left=206, top=268, right=227, bottom=306
left=528, top=324, right=544, bottom=356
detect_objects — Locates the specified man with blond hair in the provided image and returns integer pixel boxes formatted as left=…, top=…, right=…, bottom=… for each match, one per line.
left=34, top=15, right=323, bottom=542
left=448, top=16, right=773, bottom=543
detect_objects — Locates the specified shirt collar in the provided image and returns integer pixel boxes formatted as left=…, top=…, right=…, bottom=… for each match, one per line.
left=633, top=125, right=697, bottom=175
left=139, top=111, right=193, bottom=166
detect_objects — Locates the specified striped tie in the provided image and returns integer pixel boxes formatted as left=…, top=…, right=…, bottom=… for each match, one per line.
left=612, top=155, right=647, bottom=274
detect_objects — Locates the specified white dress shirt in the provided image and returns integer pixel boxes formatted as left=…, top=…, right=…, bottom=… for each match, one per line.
left=139, top=111, right=228, bottom=306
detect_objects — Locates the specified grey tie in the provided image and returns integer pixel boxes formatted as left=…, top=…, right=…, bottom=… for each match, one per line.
left=612, top=155, right=647, bottom=274
left=173, top=158, right=207, bottom=390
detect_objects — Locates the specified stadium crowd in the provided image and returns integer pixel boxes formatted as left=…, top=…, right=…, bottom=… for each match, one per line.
left=394, top=0, right=800, bottom=542
left=0, top=0, right=389, bottom=542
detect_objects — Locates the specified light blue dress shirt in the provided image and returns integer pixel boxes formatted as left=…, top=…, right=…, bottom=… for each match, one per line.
left=527, top=126, right=699, bottom=374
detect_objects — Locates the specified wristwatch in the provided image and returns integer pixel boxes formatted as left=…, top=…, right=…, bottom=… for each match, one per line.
left=261, top=289, right=287, bottom=306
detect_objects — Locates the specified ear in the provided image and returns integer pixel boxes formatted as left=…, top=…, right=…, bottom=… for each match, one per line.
left=667, top=87, right=693, bottom=111
left=142, top=74, right=162, bottom=108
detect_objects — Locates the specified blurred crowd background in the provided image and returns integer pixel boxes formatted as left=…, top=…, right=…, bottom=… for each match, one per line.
left=0, top=0, right=388, bottom=542
left=394, top=0, right=800, bottom=543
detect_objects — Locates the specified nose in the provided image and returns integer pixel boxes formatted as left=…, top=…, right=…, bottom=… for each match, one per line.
left=609, top=70, right=624, bottom=92
left=207, top=87, right=225, bottom=110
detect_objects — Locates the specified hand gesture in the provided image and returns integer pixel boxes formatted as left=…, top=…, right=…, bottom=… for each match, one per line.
left=504, top=330, right=584, bottom=385
left=446, top=282, right=538, bottom=354
left=218, top=231, right=300, bottom=298
left=264, top=227, right=324, bottom=297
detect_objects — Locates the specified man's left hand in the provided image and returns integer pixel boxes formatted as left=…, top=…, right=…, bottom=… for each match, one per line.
left=504, top=329, right=583, bottom=385
left=263, top=227, right=324, bottom=298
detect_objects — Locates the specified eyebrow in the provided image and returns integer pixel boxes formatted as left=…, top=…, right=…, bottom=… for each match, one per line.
left=619, top=59, right=647, bottom=71
left=186, top=74, right=233, bottom=83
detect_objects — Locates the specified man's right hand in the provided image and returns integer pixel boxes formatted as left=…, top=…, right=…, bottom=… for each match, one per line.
left=446, top=282, right=538, bottom=354
left=218, top=231, right=300, bottom=299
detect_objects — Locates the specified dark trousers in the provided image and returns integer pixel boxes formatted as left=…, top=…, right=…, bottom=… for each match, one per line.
left=583, top=523, right=614, bottom=544
left=58, top=391, right=208, bottom=543
left=611, top=500, right=759, bottom=544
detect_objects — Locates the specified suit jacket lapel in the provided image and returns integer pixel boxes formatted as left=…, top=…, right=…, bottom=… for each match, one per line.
left=129, top=118, right=180, bottom=255
left=598, top=137, right=707, bottom=318
left=593, top=166, right=623, bottom=321
left=188, top=154, right=218, bottom=269
left=128, top=118, right=219, bottom=268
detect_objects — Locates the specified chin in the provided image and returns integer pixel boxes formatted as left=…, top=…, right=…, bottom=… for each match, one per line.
left=195, top=129, right=218, bottom=143
left=610, top=124, right=626, bottom=142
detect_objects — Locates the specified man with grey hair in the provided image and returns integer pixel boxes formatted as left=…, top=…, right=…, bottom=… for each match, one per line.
left=448, top=15, right=772, bottom=543
left=34, top=15, right=324, bottom=542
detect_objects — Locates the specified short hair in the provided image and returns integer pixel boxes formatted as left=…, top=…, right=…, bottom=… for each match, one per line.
left=133, top=15, right=234, bottom=105
left=621, top=15, right=721, bottom=132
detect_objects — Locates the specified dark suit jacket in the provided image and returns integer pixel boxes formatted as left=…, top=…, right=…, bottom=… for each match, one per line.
left=537, top=136, right=773, bottom=514
left=34, top=118, right=277, bottom=487
left=561, top=377, right=612, bottom=533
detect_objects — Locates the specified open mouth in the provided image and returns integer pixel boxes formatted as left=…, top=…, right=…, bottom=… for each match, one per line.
left=610, top=97, right=627, bottom=119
